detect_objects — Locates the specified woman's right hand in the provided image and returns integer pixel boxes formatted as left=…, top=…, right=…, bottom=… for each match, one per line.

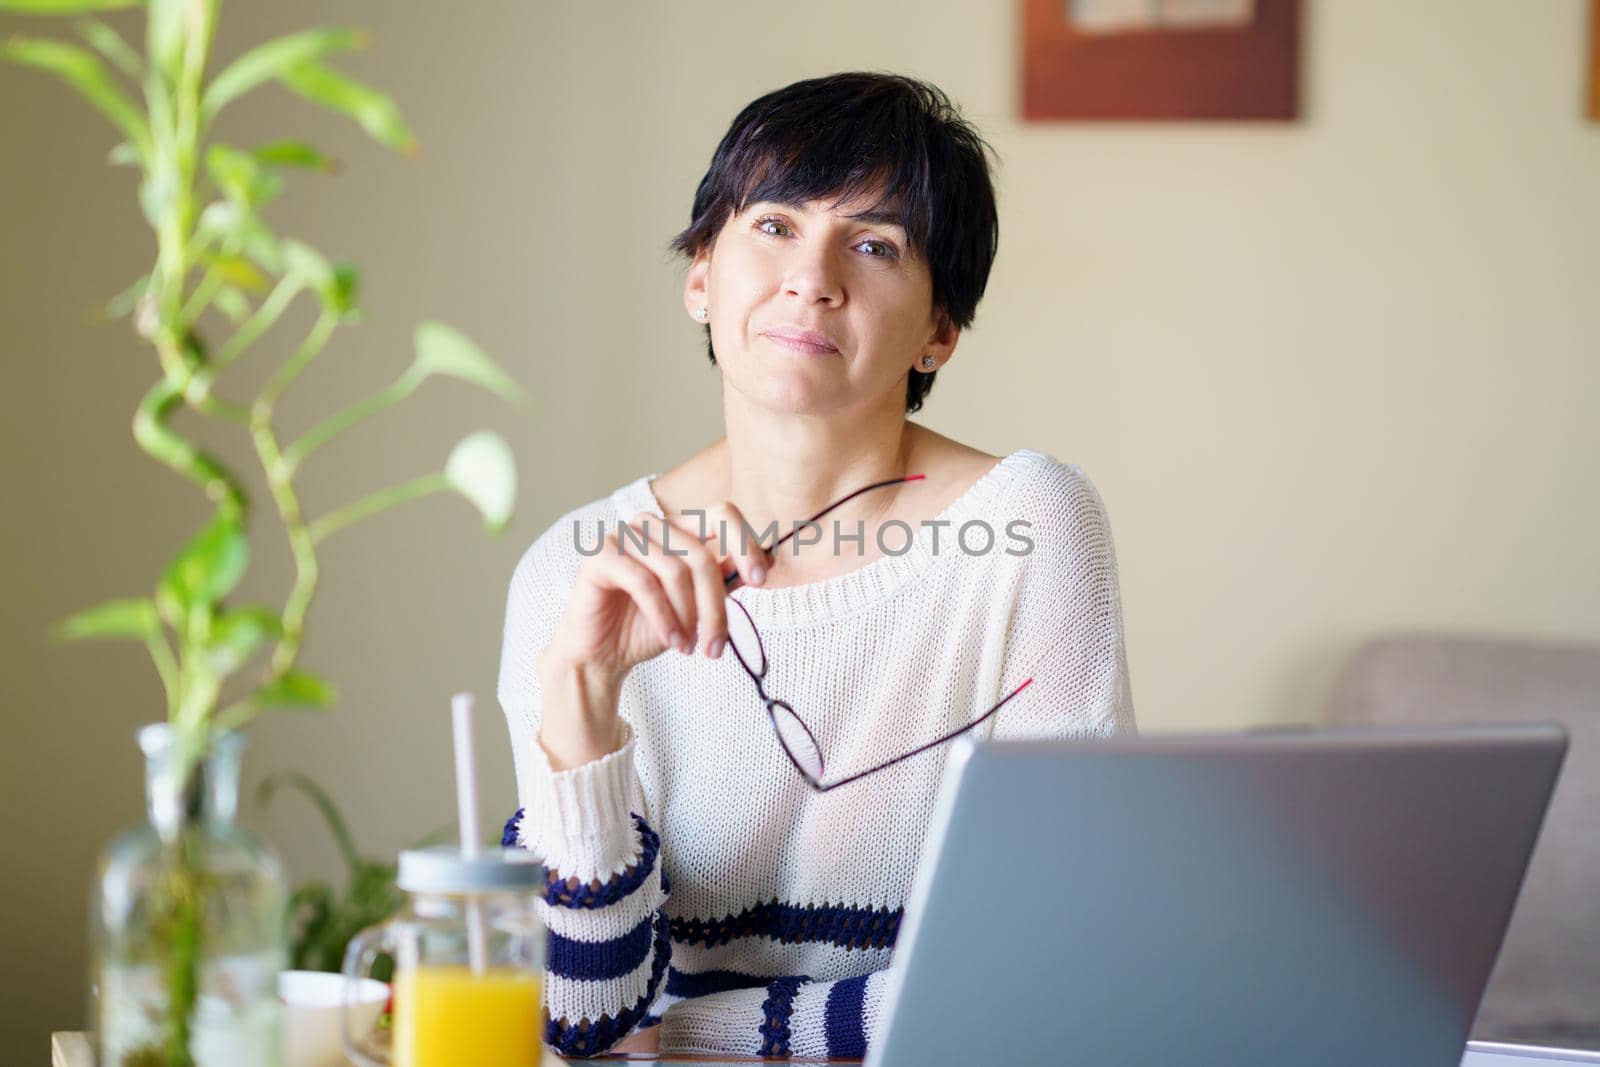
left=535, top=507, right=771, bottom=770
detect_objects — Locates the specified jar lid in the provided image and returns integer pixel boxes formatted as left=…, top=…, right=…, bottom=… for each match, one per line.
left=397, top=846, right=546, bottom=894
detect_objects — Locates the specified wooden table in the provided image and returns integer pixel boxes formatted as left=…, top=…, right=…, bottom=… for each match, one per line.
left=53, top=1030, right=1600, bottom=1065
left=51, top=1032, right=860, bottom=1065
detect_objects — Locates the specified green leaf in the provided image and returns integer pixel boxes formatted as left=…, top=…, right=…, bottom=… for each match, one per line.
left=444, top=430, right=517, bottom=533
left=281, top=238, right=333, bottom=289
left=205, top=144, right=255, bottom=196
left=285, top=883, right=335, bottom=970
left=328, top=263, right=360, bottom=318
left=74, top=17, right=140, bottom=78
left=411, top=321, right=525, bottom=404
left=280, top=59, right=416, bottom=154
left=137, top=169, right=172, bottom=230
left=203, top=251, right=269, bottom=292
left=201, top=27, right=366, bottom=122
left=206, top=606, right=281, bottom=675
left=205, top=143, right=284, bottom=210
left=1, top=35, right=151, bottom=160
left=54, top=597, right=158, bottom=642
left=212, top=284, right=250, bottom=324
left=281, top=239, right=357, bottom=315
left=106, top=140, right=138, bottom=166
left=347, top=863, right=406, bottom=936
left=251, top=139, right=336, bottom=172
left=236, top=219, right=283, bottom=274
left=0, top=0, right=141, bottom=12
left=193, top=198, right=240, bottom=240
left=144, top=0, right=180, bottom=92
left=254, top=668, right=336, bottom=711
left=195, top=200, right=282, bottom=274
left=158, top=512, right=249, bottom=619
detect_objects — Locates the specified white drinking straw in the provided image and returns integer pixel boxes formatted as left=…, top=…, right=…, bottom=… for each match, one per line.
left=451, top=692, right=489, bottom=975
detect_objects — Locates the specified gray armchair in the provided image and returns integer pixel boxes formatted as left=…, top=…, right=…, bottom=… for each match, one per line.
left=1323, top=631, right=1600, bottom=1047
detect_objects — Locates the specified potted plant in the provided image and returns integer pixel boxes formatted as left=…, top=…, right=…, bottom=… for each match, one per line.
left=2, top=2, right=524, bottom=1064
left=256, top=771, right=451, bottom=981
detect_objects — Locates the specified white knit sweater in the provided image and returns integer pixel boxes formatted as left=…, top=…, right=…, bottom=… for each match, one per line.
left=496, top=448, right=1136, bottom=1058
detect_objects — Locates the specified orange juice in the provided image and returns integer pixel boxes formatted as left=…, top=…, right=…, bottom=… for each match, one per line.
left=393, top=964, right=543, bottom=1067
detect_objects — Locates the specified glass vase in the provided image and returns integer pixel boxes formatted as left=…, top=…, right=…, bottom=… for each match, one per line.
left=90, top=724, right=288, bottom=1067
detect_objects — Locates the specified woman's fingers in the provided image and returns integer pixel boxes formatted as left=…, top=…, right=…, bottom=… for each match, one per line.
left=651, top=514, right=732, bottom=656
left=607, top=505, right=775, bottom=660
left=700, top=500, right=774, bottom=593
left=589, top=531, right=684, bottom=653
left=621, top=515, right=699, bottom=651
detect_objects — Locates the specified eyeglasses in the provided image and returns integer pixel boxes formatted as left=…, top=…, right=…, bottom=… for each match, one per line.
left=718, top=473, right=1035, bottom=792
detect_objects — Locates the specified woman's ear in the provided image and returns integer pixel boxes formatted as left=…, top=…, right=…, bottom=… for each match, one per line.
left=924, top=311, right=961, bottom=364
left=684, top=252, right=711, bottom=320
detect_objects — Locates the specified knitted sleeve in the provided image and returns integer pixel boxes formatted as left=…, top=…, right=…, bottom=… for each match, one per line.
left=991, top=462, right=1137, bottom=738
left=497, top=512, right=673, bottom=1059
left=656, top=971, right=893, bottom=1058
left=499, top=726, right=671, bottom=1058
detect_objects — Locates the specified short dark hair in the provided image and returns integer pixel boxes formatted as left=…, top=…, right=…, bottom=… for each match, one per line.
left=667, top=71, right=1000, bottom=414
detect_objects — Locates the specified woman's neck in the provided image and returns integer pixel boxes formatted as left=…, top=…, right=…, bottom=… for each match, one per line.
left=716, top=391, right=920, bottom=543
left=649, top=414, right=1000, bottom=590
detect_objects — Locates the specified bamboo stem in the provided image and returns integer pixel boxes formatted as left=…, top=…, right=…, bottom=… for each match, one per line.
left=249, top=413, right=319, bottom=676
left=211, top=273, right=300, bottom=371
left=259, top=307, right=338, bottom=416
left=309, top=473, right=448, bottom=544
left=281, top=371, right=415, bottom=471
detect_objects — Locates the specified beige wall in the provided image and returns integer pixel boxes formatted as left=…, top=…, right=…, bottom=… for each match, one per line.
left=2, top=0, right=1596, bottom=1052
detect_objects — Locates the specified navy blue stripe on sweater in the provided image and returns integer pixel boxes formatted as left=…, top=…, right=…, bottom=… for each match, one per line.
left=824, top=973, right=871, bottom=1058
left=670, top=900, right=903, bottom=949
left=758, top=976, right=810, bottom=1057
left=501, top=809, right=662, bottom=911
left=547, top=912, right=656, bottom=981
left=664, top=966, right=773, bottom=1000
left=546, top=908, right=673, bottom=1058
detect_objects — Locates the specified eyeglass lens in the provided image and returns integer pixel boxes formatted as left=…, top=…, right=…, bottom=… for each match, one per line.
left=725, top=595, right=765, bottom=679
left=769, top=700, right=825, bottom=780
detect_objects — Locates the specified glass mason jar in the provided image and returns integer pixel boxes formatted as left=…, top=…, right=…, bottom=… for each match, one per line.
left=89, top=724, right=288, bottom=1067
left=343, top=847, right=548, bottom=1067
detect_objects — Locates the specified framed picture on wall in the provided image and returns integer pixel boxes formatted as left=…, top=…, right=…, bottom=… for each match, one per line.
left=1022, top=0, right=1301, bottom=121
left=1589, top=0, right=1599, bottom=120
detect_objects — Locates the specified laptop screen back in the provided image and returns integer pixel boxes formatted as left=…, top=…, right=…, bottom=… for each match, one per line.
left=871, top=727, right=1567, bottom=1067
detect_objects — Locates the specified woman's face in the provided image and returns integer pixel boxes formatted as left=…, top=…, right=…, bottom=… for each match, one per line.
left=685, top=190, right=959, bottom=416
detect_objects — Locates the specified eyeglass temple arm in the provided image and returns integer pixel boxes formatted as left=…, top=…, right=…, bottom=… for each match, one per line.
left=723, top=474, right=926, bottom=588
left=815, top=676, right=1035, bottom=793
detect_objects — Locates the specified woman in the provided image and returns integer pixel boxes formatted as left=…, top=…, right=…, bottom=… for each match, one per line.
left=497, top=71, right=1136, bottom=1059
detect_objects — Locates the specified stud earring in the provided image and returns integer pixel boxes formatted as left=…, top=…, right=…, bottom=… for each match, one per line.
left=921, top=355, right=936, bottom=370
left=694, top=306, right=709, bottom=321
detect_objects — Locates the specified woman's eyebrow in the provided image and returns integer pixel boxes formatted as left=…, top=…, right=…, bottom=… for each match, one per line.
left=848, top=208, right=907, bottom=228
left=759, top=198, right=906, bottom=230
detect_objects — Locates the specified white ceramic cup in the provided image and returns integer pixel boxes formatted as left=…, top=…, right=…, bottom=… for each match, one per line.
left=280, top=969, right=390, bottom=1067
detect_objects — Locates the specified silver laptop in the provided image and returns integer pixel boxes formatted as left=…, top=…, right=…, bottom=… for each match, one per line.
left=870, top=725, right=1568, bottom=1067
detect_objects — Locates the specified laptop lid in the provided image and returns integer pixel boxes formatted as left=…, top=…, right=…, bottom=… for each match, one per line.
left=870, top=725, right=1568, bottom=1067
